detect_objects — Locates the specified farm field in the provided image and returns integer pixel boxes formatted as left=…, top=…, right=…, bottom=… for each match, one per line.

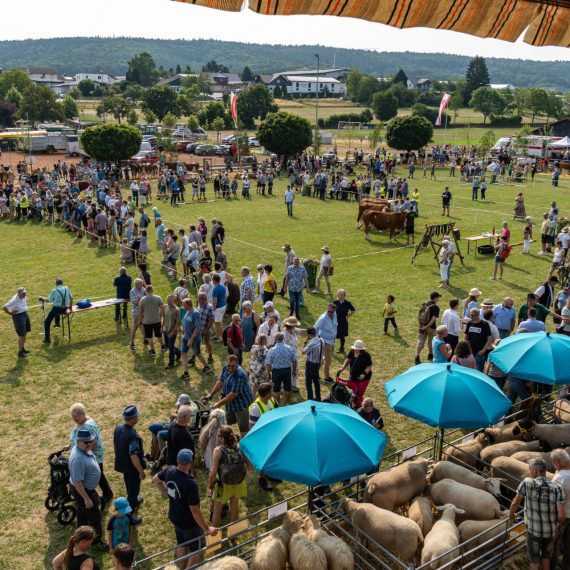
left=0, top=166, right=568, bottom=568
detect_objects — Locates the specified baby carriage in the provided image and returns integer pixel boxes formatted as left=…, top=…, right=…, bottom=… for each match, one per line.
left=45, top=447, right=77, bottom=525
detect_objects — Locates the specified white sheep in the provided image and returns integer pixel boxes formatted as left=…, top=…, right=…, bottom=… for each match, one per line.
left=458, top=515, right=510, bottom=549
left=490, top=456, right=555, bottom=490
left=304, top=514, right=355, bottom=570
left=250, top=510, right=303, bottom=570
left=199, top=556, right=249, bottom=569
left=484, top=424, right=525, bottom=444
left=427, top=479, right=501, bottom=520
left=479, top=439, right=540, bottom=464
left=430, top=460, right=502, bottom=496
left=443, top=433, right=487, bottom=468
left=420, top=504, right=465, bottom=569
left=510, top=451, right=555, bottom=473
left=364, top=457, right=429, bottom=511
left=513, top=418, right=570, bottom=449
left=342, top=498, right=423, bottom=563
left=408, top=496, right=434, bottom=536
left=553, top=397, right=570, bottom=423
left=289, top=531, right=327, bottom=570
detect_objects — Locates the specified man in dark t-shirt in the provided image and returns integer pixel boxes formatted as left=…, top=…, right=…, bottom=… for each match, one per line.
left=415, top=291, right=441, bottom=365
left=166, top=406, right=195, bottom=467
left=464, top=309, right=492, bottom=372
left=153, top=449, right=217, bottom=567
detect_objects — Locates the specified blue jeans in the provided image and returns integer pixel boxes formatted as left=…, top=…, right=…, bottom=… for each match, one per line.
left=286, top=201, right=293, bottom=216
left=508, top=376, right=530, bottom=403
left=474, top=353, right=487, bottom=372
left=123, top=471, right=141, bottom=512
left=289, top=290, right=302, bottom=319
left=163, top=332, right=180, bottom=366
left=149, top=422, right=170, bottom=441
left=498, top=329, right=511, bottom=339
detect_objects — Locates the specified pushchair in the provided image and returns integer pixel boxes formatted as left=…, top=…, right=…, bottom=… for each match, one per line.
left=45, top=447, right=77, bottom=525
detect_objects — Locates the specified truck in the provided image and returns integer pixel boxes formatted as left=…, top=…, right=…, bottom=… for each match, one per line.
left=28, top=132, right=80, bottom=155
left=491, top=135, right=563, bottom=158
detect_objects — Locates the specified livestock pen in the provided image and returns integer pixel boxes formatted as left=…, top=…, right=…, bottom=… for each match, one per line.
left=134, top=389, right=568, bottom=570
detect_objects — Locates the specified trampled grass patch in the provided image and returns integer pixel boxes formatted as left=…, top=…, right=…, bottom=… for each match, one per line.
left=0, top=168, right=567, bottom=568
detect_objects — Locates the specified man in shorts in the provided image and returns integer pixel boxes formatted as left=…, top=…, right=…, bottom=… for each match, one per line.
left=211, top=274, right=226, bottom=341
left=265, top=332, right=297, bottom=405
left=179, top=298, right=212, bottom=380
left=509, top=457, right=565, bottom=570
left=3, top=286, right=31, bottom=357
left=152, top=449, right=217, bottom=568
left=205, top=355, right=254, bottom=436
left=139, top=285, right=165, bottom=355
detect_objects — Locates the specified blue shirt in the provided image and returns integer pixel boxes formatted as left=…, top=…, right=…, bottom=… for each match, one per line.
left=517, top=318, right=546, bottom=332
left=493, top=303, right=516, bottom=331
left=432, top=338, right=448, bottom=363
left=130, top=287, right=145, bottom=317
left=70, top=418, right=104, bottom=463
left=265, top=342, right=296, bottom=370
left=219, top=365, right=254, bottom=412
left=240, top=275, right=255, bottom=302
left=212, top=284, right=226, bottom=309
left=69, top=445, right=101, bottom=490
left=285, top=265, right=307, bottom=293
left=314, top=312, right=338, bottom=345
left=182, top=309, right=201, bottom=341
left=114, top=274, right=132, bottom=299
left=107, top=514, right=134, bottom=547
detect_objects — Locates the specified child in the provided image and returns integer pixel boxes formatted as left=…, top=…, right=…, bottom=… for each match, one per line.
left=107, top=497, right=135, bottom=553
left=522, top=216, right=532, bottom=254
left=382, top=294, right=398, bottom=334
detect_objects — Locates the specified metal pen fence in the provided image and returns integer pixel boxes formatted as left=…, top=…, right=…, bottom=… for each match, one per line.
left=136, top=388, right=567, bottom=569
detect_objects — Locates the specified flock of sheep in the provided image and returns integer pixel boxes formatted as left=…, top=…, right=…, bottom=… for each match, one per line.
left=197, top=399, right=570, bottom=570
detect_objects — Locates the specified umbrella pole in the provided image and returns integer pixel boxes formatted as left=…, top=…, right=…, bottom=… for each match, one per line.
left=308, top=486, right=314, bottom=514
left=437, top=428, right=445, bottom=461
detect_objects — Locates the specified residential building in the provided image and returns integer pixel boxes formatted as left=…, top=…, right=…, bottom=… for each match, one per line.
left=22, top=67, right=64, bottom=88
left=75, top=73, right=119, bottom=86
left=490, top=83, right=516, bottom=90
left=202, top=72, right=246, bottom=94
left=53, top=80, right=80, bottom=96
left=276, top=68, right=349, bottom=82
left=158, top=73, right=199, bottom=94
left=267, top=74, right=347, bottom=97
left=416, top=77, right=434, bottom=92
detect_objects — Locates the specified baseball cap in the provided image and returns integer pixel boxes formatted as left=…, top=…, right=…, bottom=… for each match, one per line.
left=123, top=405, right=141, bottom=419
left=76, top=428, right=95, bottom=442
left=176, top=394, right=191, bottom=406
left=263, top=301, right=274, bottom=309
left=114, top=496, right=132, bottom=515
left=177, top=449, right=194, bottom=464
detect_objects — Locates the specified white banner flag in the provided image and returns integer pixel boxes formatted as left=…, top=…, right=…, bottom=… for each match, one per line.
left=436, top=93, right=452, bottom=126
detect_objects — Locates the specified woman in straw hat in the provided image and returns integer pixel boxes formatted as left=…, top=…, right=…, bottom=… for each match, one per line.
left=336, top=339, right=373, bottom=408
left=281, top=316, right=306, bottom=393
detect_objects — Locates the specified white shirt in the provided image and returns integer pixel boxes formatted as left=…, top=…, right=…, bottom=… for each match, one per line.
left=4, top=293, right=28, bottom=314
left=553, top=469, right=570, bottom=519
left=486, top=320, right=500, bottom=341
left=558, top=232, right=570, bottom=249
left=257, top=322, right=278, bottom=347
left=441, top=308, right=461, bottom=336
left=320, top=253, right=331, bottom=269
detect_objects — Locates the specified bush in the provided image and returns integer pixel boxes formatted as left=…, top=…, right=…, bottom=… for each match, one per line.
left=489, top=115, right=523, bottom=127
left=317, top=110, right=374, bottom=129
left=411, top=103, right=449, bottom=126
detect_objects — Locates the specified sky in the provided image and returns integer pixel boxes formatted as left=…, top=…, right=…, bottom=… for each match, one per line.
left=2, top=0, right=569, bottom=62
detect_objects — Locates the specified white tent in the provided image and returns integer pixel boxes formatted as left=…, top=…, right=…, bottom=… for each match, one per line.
left=551, top=136, right=570, bottom=148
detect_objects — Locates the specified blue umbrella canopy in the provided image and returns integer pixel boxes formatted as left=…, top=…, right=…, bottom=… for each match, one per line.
left=240, top=400, right=387, bottom=486
left=385, top=363, right=511, bottom=429
left=488, top=331, right=570, bottom=385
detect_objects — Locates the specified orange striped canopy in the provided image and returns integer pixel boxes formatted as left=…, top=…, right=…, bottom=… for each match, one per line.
left=174, top=0, right=570, bottom=47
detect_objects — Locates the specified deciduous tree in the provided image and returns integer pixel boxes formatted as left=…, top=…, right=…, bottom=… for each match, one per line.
left=141, top=85, right=179, bottom=121
left=469, top=87, right=506, bottom=124
left=386, top=115, right=433, bottom=150
left=126, top=52, right=159, bottom=87
left=371, top=91, right=398, bottom=122
left=236, top=84, right=278, bottom=128
left=18, top=85, right=63, bottom=122
left=80, top=123, right=142, bottom=162
left=257, top=112, right=312, bottom=160
left=61, top=95, right=79, bottom=119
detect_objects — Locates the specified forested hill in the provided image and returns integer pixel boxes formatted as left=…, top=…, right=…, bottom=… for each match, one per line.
left=0, top=37, right=569, bottom=90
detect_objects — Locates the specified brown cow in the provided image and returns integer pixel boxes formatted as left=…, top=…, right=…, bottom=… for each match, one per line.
left=361, top=210, right=406, bottom=241
left=356, top=198, right=389, bottom=228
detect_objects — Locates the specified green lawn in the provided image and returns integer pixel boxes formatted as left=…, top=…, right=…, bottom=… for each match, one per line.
left=0, top=169, right=568, bottom=569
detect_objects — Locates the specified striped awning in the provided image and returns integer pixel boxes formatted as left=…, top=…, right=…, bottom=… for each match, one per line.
left=174, top=0, right=570, bottom=47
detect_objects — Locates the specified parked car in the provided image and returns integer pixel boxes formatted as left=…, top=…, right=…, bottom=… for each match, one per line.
left=177, top=140, right=194, bottom=151
left=248, top=137, right=261, bottom=147
left=215, top=144, right=232, bottom=156
left=222, top=135, right=235, bottom=144
left=193, top=128, right=207, bottom=140
left=185, top=142, right=200, bottom=154
left=195, top=144, right=218, bottom=156
left=131, top=149, right=159, bottom=163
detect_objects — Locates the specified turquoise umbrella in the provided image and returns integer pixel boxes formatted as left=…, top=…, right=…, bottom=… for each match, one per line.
left=488, top=331, right=570, bottom=385
left=240, top=400, right=387, bottom=486
left=385, top=363, right=511, bottom=429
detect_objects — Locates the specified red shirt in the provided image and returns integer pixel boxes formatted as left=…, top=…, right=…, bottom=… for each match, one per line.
left=227, top=324, right=243, bottom=349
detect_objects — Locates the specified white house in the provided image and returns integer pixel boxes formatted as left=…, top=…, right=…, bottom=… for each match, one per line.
left=158, top=73, right=199, bottom=94
left=23, top=67, right=64, bottom=88
left=75, top=73, right=119, bottom=86
left=268, top=74, right=347, bottom=97
left=490, top=83, right=516, bottom=91
left=276, top=67, right=349, bottom=82
left=52, top=80, right=79, bottom=96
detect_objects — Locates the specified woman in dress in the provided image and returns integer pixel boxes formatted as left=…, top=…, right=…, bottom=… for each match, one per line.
left=513, top=192, right=526, bottom=220
left=333, top=289, right=355, bottom=353
left=248, top=333, right=269, bottom=396
left=241, top=301, right=260, bottom=353
left=52, top=526, right=100, bottom=570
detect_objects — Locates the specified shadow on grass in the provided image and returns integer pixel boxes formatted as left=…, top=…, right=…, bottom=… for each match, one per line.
left=0, top=356, right=29, bottom=386
left=36, top=333, right=124, bottom=365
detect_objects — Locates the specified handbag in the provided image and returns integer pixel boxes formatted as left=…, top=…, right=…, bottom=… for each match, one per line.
left=328, top=265, right=334, bottom=276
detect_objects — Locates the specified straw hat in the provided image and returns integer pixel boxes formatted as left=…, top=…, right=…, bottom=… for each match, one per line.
left=469, top=288, right=482, bottom=297
left=321, top=246, right=330, bottom=253
left=351, top=339, right=366, bottom=351
left=481, top=299, right=494, bottom=308
left=282, top=316, right=300, bottom=327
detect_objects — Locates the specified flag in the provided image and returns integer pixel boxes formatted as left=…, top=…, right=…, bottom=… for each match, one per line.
left=230, top=91, right=238, bottom=127
left=435, top=93, right=452, bottom=126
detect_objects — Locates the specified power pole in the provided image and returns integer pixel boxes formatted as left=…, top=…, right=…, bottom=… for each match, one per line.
left=314, top=53, right=320, bottom=154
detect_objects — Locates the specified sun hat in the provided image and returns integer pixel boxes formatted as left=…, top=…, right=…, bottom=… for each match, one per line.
left=177, top=449, right=194, bottom=465
left=76, top=428, right=96, bottom=443
left=321, top=246, right=330, bottom=253
left=176, top=394, right=191, bottom=406
left=282, top=316, right=300, bottom=327
left=563, top=227, right=569, bottom=233
left=123, top=405, right=141, bottom=419
left=469, top=288, right=482, bottom=296
left=482, top=299, right=494, bottom=307
left=282, top=243, right=291, bottom=250
left=114, top=497, right=132, bottom=515
left=351, top=339, right=366, bottom=351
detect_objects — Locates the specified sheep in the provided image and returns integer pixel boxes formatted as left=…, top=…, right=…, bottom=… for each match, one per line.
left=479, top=439, right=540, bottom=464
left=289, top=531, right=327, bottom=570
left=484, top=424, right=525, bottom=444
left=342, top=498, right=423, bottom=563
left=427, top=479, right=502, bottom=520
left=513, top=418, right=570, bottom=450
left=430, top=460, right=503, bottom=496
left=250, top=510, right=303, bottom=570
left=421, top=504, right=464, bottom=569
left=363, top=457, right=429, bottom=511
left=408, top=496, right=434, bottom=536
left=458, top=514, right=510, bottom=549
left=510, top=451, right=555, bottom=473
left=490, top=456, right=555, bottom=490
left=443, top=433, right=487, bottom=468
left=304, top=514, right=355, bottom=570
left=553, top=397, right=570, bottom=423
left=199, top=556, right=249, bottom=569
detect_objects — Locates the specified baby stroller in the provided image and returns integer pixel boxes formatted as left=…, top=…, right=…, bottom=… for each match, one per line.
left=335, top=374, right=369, bottom=409
left=45, top=447, right=77, bottom=525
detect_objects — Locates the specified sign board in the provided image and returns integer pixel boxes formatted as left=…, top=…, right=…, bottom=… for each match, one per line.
left=267, top=501, right=287, bottom=521
left=227, top=519, right=249, bottom=538
left=402, top=446, right=417, bottom=460
left=205, top=534, right=222, bottom=556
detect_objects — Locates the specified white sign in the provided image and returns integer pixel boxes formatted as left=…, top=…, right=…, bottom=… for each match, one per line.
left=267, top=501, right=288, bottom=521
left=402, top=446, right=417, bottom=460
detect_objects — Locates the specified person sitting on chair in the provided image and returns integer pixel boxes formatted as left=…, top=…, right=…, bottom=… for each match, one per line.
left=40, top=278, right=73, bottom=343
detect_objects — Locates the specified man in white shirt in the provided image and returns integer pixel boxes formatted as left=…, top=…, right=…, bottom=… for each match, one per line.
left=558, top=227, right=570, bottom=257
left=3, top=287, right=31, bottom=357
left=257, top=315, right=279, bottom=347
left=441, top=298, right=461, bottom=352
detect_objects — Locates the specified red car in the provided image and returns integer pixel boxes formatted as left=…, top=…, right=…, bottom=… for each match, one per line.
left=131, top=150, right=159, bottom=163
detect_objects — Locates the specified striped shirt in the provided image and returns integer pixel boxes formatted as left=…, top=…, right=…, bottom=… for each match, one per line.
left=219, top=366, right=254, bottom=413
left=198, top=302, right=214, bottom=334
left=240, top=275, right=255, bottom=303
left=302, top=337, right=324, bottom=364
left=265, top=342, right=296, bottom=370
left=516, top=476, right=565, bottom=537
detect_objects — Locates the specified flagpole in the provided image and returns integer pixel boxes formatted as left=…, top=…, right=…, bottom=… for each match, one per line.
left=444, top=110, right=448, bottom=148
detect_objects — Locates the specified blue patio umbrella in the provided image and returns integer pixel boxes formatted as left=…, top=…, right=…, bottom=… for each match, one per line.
left=240, top=400, right=387, bottom=486
left=385, top=363, right=511, bottom=429
left=488, top=331, right=570, bottom=385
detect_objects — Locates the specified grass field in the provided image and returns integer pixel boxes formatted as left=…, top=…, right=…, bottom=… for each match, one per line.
left=1, top=168, right=568, bottom=569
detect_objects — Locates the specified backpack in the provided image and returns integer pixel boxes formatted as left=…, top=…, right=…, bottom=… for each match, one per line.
left=499, top=245, right=512, bottom=260
left=418, top=302, right=432, bottom=326
left=222, top=324, right=236, bottom=346
left=219, top=446, right=247, bottom=485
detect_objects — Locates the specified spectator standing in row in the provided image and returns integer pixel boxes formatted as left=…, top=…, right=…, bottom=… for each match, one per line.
left=211, top=274, right=227, bottom=342
left=464, top=308, right=493, bottom=372
left=441, top=298, right=461, bottom=352
left=265, top=332, right=296, bottom=405
left=163, top=295, right=181, bottom=370
left=302, top=327, right=324, bottom=401
left=165, top=406, right=195, bottom=467
left=180, top=298, right=211, bottom=379
left=197, top=292, right=215, bottom=364
left=139, top=285, right=165, bottom=355
left=129, top=278, right=145, bottom=350
left=552, top=449, right=570, bottom=569
left=493, top=297, right=516, bottom=339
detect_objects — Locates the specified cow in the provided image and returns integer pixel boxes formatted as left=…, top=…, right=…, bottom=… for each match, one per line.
left=356, top=198, right=390, bottom=228
left=361, top=210, right=406, bottom=241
